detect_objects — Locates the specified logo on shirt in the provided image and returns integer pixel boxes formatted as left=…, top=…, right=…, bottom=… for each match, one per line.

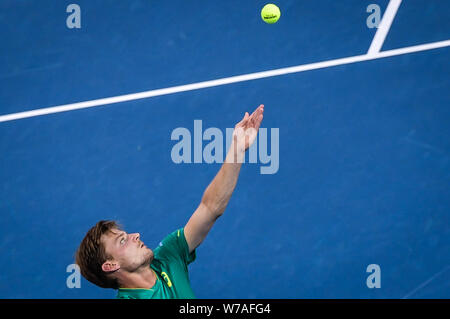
left=161, top=272, right=173, bottom=287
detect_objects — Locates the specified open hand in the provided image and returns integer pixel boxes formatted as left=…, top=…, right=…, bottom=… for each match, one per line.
left=232, top=104, right=264, bottom=152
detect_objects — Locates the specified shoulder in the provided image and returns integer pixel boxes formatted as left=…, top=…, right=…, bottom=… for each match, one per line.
left=154, top=228, right=196, bottom=265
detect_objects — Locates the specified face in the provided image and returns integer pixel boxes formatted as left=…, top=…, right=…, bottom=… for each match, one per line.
left=101, top=228, right=154, bottom=273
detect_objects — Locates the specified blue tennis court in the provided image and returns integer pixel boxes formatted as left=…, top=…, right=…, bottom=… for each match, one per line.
left=0, top=0, right=449, bottom=298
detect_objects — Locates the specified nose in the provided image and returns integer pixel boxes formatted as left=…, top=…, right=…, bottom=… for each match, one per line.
left=132, top=233, right=140, bottom=242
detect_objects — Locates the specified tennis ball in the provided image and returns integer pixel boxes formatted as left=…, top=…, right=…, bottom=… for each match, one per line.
left=261, top=4, right=281, bottom=24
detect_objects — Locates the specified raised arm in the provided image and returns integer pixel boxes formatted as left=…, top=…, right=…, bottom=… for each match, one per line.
left=184, top=104, right=264, bottom=253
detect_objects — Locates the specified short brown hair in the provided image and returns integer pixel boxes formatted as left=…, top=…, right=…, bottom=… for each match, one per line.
left=75, top=220, right=122, bottom=289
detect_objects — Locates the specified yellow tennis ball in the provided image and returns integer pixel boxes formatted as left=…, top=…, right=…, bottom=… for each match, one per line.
left=261, top=4, right=281, bottom=24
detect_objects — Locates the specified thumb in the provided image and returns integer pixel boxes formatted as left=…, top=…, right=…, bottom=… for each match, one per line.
left=238, top=112, right=249, bottom=125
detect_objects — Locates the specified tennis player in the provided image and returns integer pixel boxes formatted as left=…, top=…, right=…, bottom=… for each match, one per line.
left=75, top=104, right=264, bottom=298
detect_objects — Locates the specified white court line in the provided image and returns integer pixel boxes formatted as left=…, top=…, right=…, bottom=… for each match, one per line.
left=368, top=0, right=403, bottom=55
left=402, top=264, right=450, bottom=299
left=0, top=39, right=449, bottom=123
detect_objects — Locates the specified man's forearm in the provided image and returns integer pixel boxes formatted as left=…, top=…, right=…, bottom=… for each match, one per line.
left=200, top=142, right=245, bottom=217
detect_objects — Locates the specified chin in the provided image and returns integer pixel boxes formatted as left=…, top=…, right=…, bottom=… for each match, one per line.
left=144, top=248, right=154, bottom=265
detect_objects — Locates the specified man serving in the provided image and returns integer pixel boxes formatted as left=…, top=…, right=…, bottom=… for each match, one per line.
left=75, top=104, right=265, bottom=298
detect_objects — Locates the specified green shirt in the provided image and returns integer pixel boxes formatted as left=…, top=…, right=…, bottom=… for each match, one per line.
left=116, top=227, right=196, bottom=299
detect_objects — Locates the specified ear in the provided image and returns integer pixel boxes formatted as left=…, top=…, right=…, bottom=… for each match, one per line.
left=102, top=260, right=120, bottom=273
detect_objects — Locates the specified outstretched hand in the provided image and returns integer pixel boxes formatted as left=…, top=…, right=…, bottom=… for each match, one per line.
left=232, top=104, right=264, bottom=152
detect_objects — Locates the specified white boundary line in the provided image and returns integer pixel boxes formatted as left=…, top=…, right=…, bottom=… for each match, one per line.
left=1, top=39, right=449, bottom=123
left=368, top=0, right=403, bottom=55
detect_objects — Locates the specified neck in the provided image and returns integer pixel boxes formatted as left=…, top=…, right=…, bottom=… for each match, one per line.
left=117, top=265, right=157, bottom=289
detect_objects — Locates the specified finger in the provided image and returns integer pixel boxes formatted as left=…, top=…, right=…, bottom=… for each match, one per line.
left=246, top=104, right=263, bottom=120
left=254, top=114, right=263, bottom=131
left=247, top=110, right=259, bottom=126
left=237, top=112, right=249, bottom=127
left=252, top=107, right=264, bottom=129
left=252, top=104, right=264, bottom=119
left=250, top=106, right=263, bottom=123
left=243, top=112, right=250, bottom=124
left=251, top=105, right=262, bottom=117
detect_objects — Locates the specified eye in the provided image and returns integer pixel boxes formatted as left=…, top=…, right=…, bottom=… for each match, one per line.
left=120, top=235, right=127, bottom=245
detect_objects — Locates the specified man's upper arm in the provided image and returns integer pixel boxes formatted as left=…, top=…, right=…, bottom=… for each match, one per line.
left=184, top=202, right=220, bottom=254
